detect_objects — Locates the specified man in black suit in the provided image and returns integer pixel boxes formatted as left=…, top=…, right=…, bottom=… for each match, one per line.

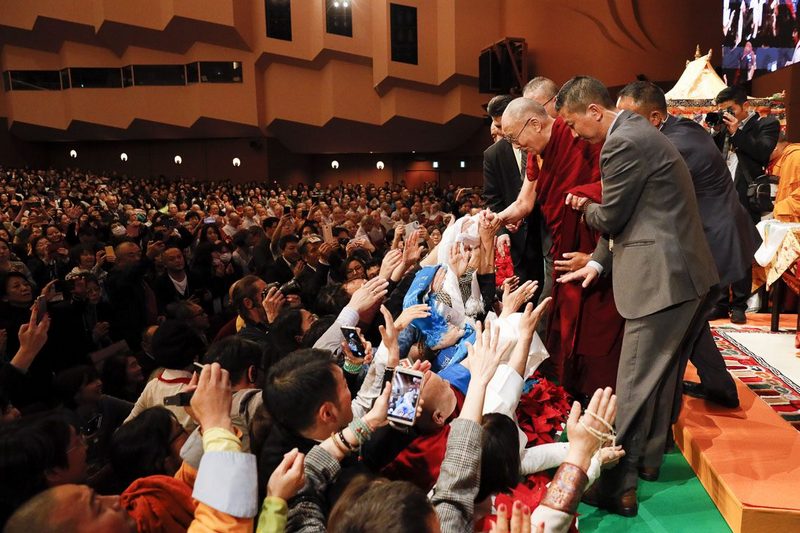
left=483, top=94, right=544, bottom=288
left=713, top=85, right=779, bottom=323
left=264, top=234, right=301, bottom=284
left=153, top=246, right=198, bottom=314
left=618, top=81, right=761, bottom=409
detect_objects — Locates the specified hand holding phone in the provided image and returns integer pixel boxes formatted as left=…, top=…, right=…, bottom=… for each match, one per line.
left=386, top=367, right=424, bottom=426
left=341, top=326, right=368, bottom=359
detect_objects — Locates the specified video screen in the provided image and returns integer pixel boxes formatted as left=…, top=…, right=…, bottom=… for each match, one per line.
left=387, top=371, right=422, bottom=423
left=722, top=0, right=800, bottom=84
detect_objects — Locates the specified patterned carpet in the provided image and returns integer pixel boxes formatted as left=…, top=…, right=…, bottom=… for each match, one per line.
left=713, top=325, right=800, bottom=431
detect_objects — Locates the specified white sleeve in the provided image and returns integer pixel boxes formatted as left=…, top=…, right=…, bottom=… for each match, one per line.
left=482, top=364, right=523, bottom=419
left=193, top=452, right=258, bottom=518
left=520, top=442, right=569, bottom=475
left=350, top=343, right=388, bottom=419
left=530, top=505, right=574, bottom=533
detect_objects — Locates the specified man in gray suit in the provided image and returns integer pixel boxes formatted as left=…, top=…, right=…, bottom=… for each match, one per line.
left=555, top=77, right=719, bottom=517
left=617, top=81, right=760, bottom=409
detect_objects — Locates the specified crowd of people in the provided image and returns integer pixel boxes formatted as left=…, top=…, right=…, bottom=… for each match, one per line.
left=0, top=72, right=795, bottom=532
left=0, top=149, right=621, bottom=533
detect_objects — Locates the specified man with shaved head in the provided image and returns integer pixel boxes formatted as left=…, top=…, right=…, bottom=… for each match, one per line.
left=495, top=96, right=620, bottom=400
left=483, top=94, right=544, bottom=288
left=556, top=76, right=718, bottom=516
left=522, top=76, right=560, bottom=119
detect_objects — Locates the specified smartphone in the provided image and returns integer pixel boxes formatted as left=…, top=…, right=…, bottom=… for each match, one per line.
left=386, top=367, right=424, bottom=426
left=104, top=245, right=116, bottom=260
left=341, top=326, right=367, bottom=359
left=322, top=224, right=334, bottom=243
left=81, top=413, right=103, bottom=437
left=404, top=221, right=420, bottom=239
left=204, top=217, right=216, bottom=225
left=36, top=296, right=47, bottom=323
left=163, top=391, right=194, bottom=407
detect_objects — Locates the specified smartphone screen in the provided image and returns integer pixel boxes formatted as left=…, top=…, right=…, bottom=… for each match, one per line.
left=387, top=369, right=423, bottom=425
left=404, top=221, right=420, bottom=239
left=104, top=245, right=115, bottom=259
left=341, top=326, right=366, bottom=359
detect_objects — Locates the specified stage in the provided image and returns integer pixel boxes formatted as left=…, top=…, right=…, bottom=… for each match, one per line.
left=580, top=314, right=800, bottom=532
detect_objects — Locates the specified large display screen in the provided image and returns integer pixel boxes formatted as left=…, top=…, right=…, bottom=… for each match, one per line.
left=722, top=0, right=799, bottom=84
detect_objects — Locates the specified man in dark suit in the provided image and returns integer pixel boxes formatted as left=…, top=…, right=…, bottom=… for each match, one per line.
left=153, top=246, right=198, bottom=314
left=617, top=81, right=761, bottom=409
left=556, top=77, right=719, bottom=517
left=483, top=95, right=544, bottom=288
left=264, top=234, right=301, bottom=284
left=713, top=85, right=779, bottom=323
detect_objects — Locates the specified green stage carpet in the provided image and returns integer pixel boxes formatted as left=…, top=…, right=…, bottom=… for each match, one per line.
left=577, top=450, right=731, bottom=532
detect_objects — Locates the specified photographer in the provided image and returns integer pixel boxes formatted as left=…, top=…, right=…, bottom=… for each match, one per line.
left=712, top=86, right=779, bottom=323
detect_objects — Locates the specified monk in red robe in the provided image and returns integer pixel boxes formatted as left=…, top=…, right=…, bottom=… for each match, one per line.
left=497, top=97, right=623, bottom=399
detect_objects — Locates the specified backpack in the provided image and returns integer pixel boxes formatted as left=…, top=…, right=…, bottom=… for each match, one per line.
left=747, top=174, right=779, bottom=213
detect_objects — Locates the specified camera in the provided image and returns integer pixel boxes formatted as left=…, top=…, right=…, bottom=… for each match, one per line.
left=704, top=112, right=722, bottom=127
left=263, top=279, right=302, bottom=298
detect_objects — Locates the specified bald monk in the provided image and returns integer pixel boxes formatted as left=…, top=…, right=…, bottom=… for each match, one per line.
left=496, top=98, right=622, bottom=400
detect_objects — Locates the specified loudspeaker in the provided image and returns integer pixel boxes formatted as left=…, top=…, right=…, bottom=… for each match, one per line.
left=479, top=39, right=527, bottom=94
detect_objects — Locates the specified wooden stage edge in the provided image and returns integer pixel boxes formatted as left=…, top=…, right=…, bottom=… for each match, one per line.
left=675, top=359, right=800, bottom=533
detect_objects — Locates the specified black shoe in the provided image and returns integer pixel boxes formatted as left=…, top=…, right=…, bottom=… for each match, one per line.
left=682, top=380, right=707, bottom=399
left=730, top=309, right=747, bottom=324
left=707, top=306, right=730, bottom=321
left=638, top=466, right=660, bottom=481
left=683, top=380, right=740, bottom=408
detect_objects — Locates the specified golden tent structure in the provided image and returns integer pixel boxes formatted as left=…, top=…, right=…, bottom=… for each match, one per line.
left=665, top=46, right=785, bottom=130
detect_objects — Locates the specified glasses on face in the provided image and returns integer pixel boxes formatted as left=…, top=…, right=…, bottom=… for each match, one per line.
left=541, top=94, right=556, bottom=107
left=505, top=117, right=533, bottom=145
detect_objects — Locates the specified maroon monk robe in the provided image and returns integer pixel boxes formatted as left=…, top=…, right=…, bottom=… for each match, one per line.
left=532, top=116, right=602, bottom=257
left=546, top=182, right=624, bottom=398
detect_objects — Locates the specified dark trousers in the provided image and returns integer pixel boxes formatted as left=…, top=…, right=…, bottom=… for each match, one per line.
left=682, top=284, right=739, bottom=406
left=510, top=206, right=545, bottom=290
left=599, top=297, right=702, bottom=497
left=716, top=269, right=752, bottom=312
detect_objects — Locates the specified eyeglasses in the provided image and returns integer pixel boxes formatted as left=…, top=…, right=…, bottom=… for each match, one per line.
left=541, top=94, right=556, bottom=107
left=505, top=117, right=533, bottom=145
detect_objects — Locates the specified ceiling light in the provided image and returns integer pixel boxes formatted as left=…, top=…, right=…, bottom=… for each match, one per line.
left=174, top=155, right=182, bottom=165
left=331, top=160, right=340, bottom=169
left=459, top=160, right=466, bottom=168
left=69, top=149, right=77, bottom=158
left=432, top=161, right=439, bottom=169
left=120, top=153, right=128, bottom=162
left=376, top=161, right=385, bottom=170
left=232, top=157, right=241, bottom=167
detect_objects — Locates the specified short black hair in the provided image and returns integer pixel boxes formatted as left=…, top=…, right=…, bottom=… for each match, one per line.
left=0, top=413, right=73, bottom=523
left=262, top=217, right=279, bottom=230
left=486, top=94, right=515, bottom=119
left=478, top=413, right=522, bottom=501
left=203, top=336, right=263, bottom=384
left=53, top=365, right=99, bottom=409
left=555, top=75, right=615, bottom=113
left=151, top=320, right=205, bottom=369
left=278, top=234, right=299, bottom=250
left=110, top=407, right=178, bottom=489
left=617, top=80, right=668, bottom=113
left=715, top=85, right=748, bottom=105
left=0, top=271, right=29, bottom=300
left=264, top=348, right=338, bottom=433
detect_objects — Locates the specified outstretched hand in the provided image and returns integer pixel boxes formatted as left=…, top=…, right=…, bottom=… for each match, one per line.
left=565, top=386, right=618, bottom=472
left=556, top=264, right=599, bottom=288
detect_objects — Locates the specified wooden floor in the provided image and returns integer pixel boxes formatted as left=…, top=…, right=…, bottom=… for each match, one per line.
left=676, top=349, right=800, bottom=533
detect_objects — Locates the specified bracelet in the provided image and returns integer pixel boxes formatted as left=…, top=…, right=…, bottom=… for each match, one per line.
left=540, top=462, right=589, bottom=514
left=343, top=359, right=363, bottom=374
left=338, top=430, right=358, bottom=452
left=348, top=418, right=374, bottom=445
left=331, top=432, right=350, bottom=455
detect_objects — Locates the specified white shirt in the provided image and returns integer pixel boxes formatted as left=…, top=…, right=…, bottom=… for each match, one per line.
left=169, top=272, right=188, bottom=295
